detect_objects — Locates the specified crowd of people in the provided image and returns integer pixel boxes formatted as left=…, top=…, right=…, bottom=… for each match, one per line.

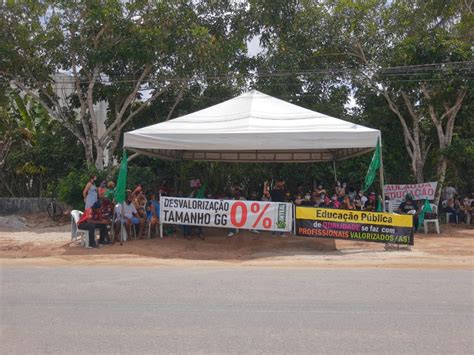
left=78, top=176, right=161, bottom=248
left=76, top=175, right=473, bottom=247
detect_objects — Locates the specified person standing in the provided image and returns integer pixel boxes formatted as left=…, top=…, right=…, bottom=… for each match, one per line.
left=227, top=188, right=246, bottom=237
left=264, top=179, right=287, bottom=237
left=83, top=175, right=98, bottom=209
left=98, top=181, right=107, bottom=199
left=104, top=181, right=115, bottom=202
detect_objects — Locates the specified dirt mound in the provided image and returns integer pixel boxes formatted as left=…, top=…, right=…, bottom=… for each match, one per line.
left=0, top=216, right=28, bottom=231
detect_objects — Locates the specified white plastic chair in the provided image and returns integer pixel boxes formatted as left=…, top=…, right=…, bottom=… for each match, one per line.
left=424, top=204, right=440, bottom=234
left=114, top=211, right=135, bottom=242
left=147, top=220, right=159, bottom=238
left=71, top=210, right=88, bottom=247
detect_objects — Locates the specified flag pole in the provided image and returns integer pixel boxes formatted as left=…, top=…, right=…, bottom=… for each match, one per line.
left=120, top=202, right=124, bottom=245
left=379, top=136, right=386, bottom=212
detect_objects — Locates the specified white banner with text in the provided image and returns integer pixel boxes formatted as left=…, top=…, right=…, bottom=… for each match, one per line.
left=384, top=182, right=438, bottom=203
left=161, top=196, right=293, bottom=232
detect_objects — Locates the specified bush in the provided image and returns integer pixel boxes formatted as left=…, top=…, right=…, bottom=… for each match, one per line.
left=57, top=166, right=109, bottom=210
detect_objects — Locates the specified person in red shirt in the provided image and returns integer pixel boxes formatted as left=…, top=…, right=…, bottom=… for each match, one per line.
left=77, top=201, right=111, bottom=248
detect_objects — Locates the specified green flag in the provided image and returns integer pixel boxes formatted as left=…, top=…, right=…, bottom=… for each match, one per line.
left=195, top=183, right=206, bottom=199
left=363, top=139, right=381, bottom=192
left=115, top=150, right=128, bottom=203
left=418, top=199, right=433, bottom=226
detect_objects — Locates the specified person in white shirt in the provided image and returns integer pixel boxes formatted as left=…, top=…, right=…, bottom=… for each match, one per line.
left=114, top=193, right=142, bottom=240
left=358, top=191, right=368, bottom=210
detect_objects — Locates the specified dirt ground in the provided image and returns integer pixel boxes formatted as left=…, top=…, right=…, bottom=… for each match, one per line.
left=0, top=214, right=472, bottom=268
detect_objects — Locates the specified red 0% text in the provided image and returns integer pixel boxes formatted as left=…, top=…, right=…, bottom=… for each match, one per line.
left=230, top=202, right=272, bottom=229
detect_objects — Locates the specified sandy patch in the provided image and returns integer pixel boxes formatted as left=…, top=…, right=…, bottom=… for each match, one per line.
left=0, top=214, right=472, bottom=269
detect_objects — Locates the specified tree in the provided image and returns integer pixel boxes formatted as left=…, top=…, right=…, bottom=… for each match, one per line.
left=324, top=0, right=472, bottom=200
left=1, top=1, right=249, bottom=169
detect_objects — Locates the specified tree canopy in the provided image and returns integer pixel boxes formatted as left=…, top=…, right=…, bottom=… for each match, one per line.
left=1, top=0, right=472, bottom=201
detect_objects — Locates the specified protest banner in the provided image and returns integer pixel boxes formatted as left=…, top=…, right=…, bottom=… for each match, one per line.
left=161, top=196, right=293, bottom=232
left=295, top=206, right=414, bottom=245
left=384, top=182, right=437, bottom=201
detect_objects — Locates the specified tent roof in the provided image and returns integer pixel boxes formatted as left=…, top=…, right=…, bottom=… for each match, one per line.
left=124, top=90, right=380, bottom=162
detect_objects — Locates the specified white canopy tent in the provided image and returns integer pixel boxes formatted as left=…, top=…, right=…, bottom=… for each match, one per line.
left=124, top=90, right=381, bottom=163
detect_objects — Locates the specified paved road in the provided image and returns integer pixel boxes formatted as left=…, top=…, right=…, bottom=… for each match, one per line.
left=1, top=267, right=473, bottom=354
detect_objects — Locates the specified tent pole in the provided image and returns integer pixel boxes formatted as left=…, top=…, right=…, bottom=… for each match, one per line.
left=333, top=160, right=337, bottom=183
left=379, top=137, right=386, bottom=212
left=159, top=192, right=163, bottom=239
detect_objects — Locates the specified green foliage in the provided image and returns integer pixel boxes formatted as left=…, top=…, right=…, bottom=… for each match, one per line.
left=57, top=170, right=90, bottom=210
left=57, top=165, right=109, bottom=209
left=1, top=0, right=473, bottom=199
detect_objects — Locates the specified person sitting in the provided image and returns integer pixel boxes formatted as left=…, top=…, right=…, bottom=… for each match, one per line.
left=183, top=179, right=204, bottom=240
left=341, top=195, right=355, bottom=210
left=248, top=191, right=260, bottom=201
left=397, top=193, right=419, bottom=231
left=364, top=192, right=377, bottom=211
left=321, top=195, right=332, bottom=208
left=77, top=201, right=111, bottom=248
left=100, top=197, right=114, bottom=220
left=146, top=193, right=160, bottom=238
left=348, top=187, right=356, bottom=201
left=330, top=194, right=340, bottom=209
left=459, top=197, right=472, bottom=224
left=312, top=192, right=322, bottom=207
left=444, top=198, right=459, bottom=224
left=293, top=193, right=303, bottom=206
left=335, top=181, right=346, bottom=199
left=358, top=191, right=368, bottom=210
left=284, top=191, right=293, bottom=203
left=314, top=184, right=326, bottom=196
left=114, top=194, right=141, bottom=240
left=300, top=192, right=314, bottom=206
left=133, top=189, right=147, bottom=237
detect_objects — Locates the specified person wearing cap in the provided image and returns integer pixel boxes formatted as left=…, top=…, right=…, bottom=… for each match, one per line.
left=77, top=201, right=111, bottom=248
left=398, top=193, right=419, bottom=230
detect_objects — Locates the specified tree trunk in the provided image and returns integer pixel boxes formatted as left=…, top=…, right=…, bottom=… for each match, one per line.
left=94, top=143, right=104, bottom=170
left=434, top=156, right=448, bottom=206
left=413, top=152, right=424, bottom=183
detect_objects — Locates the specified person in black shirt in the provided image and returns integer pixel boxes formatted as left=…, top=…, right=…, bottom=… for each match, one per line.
left=263, top=179, right=287, bottom=237
left=398, top=193, right=419, bottom=231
